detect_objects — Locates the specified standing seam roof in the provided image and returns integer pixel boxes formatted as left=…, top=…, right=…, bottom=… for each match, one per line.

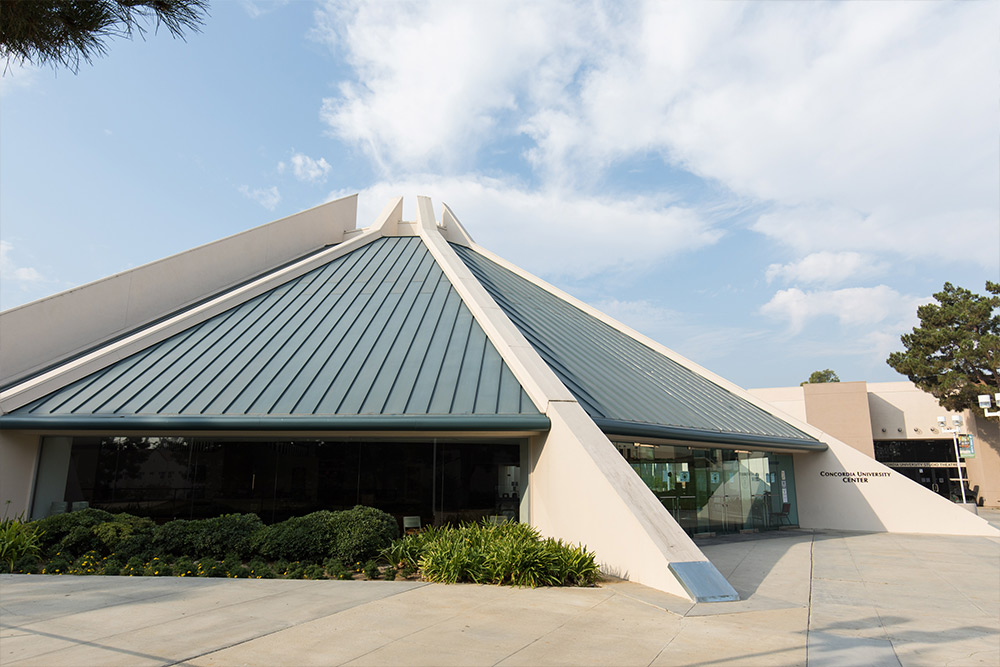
left=6, top=237, right=543, bottom=427
left=452, top=244, right=820, bottom=447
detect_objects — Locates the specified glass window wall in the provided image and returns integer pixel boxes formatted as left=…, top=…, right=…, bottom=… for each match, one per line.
left=615, top=442, right=798, bottom=535
left=58, top=436, right=522, bottom=526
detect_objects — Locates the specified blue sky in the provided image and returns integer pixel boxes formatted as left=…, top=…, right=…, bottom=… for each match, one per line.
left=1, top=0, right=997, bottom=389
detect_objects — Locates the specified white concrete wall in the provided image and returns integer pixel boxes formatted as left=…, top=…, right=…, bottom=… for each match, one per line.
left=794, top=434, right=997, bottom=535
left=748, top=386, right=807, bottom=423
left=0, top=432, right=40, bottom=517
left=866, top=381, right=964, bottom=440
left=965, top=413, right=1000, bottom=508
left=530, top=403, right=708, bottom=599
left=0, top=195, right=358, bottom=385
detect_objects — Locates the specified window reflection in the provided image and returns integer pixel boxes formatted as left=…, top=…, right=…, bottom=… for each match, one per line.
left=615, top=442, right=798, bottom=534
left=62, top=437, right=521, bottom=526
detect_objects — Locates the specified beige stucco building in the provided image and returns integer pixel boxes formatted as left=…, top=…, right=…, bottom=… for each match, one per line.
left=750, top=381, right=1000, bottom=508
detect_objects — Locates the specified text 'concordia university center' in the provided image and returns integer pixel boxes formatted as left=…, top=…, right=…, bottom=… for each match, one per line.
left=1, top=195, right=996, bottom=601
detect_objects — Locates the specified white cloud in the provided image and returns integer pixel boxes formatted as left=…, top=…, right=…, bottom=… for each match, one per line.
left=765, top=251, right=886, bottom=286
left=315, top=0, right=596, bottom=175
left=760, top=285, right=926, bottom=335
left=284, top=153, right=331, bottom=183
left=316, top=0, right=998, bottom=268
left=238, top=0, right=290, bottom=19
left=238, top=185, right=281, bottom=210
left=0, top=241, right=48, bottom=288
left=330, top=177, right=721, bottom=280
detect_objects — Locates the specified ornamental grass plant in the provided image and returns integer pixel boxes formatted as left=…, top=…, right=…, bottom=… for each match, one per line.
left=383, top=520, right=599, bottom=587
left=0, top=512, right=43, bottom=573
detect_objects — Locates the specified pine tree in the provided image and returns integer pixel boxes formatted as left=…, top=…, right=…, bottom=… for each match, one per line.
left=887, top=281, right=1000, bottom=417
left=1, top=0, right=208, bottom=73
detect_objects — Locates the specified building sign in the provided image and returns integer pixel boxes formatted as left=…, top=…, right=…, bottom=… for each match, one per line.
left=958, top=434, right=975, bottom=459
left=819, top=470, right=892, bottom=484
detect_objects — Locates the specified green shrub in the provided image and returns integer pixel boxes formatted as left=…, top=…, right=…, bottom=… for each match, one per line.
left=197, top=557, right=226, bottom=578
left=32, top=508, right=114, bottom=557
left=362, top=559, right=380, bottom=580
left=13, top=554, right=42, bottom=574
left=0, top=514, right=43, bottom=572
left=173, top=556, right=196, bottom=577
left=153, top=514, right=262, bottom=560
left=43, top=555, right=71, bottom=575
left=121, top=556, right=145, bottom=576
left=144, top=557, right=173, bottom=577
left=302, top=563, right=326, bottom=580
left=331, top=506, right=398, bottom=565
left=222, top=553, right=250, bottom=578
left=197, top=514, right=263, bottom=560
left=102, top=557, right=122, bottom=576
left=153, top=519, right=200, bottom=556
left=94, top=514, right=155, bottom=552
left=281, top=561, right=306, bottom=579
left=383, top=565, right=397, bottom=581
left=67, top=550, right=103, bottom=575
left=247, top=559, right=276, bottom=579
left=323, top=558, right=351, bottom=580
left=256, top=511, right=336, bottom=563
left=113, top=531, right=155, bottom=561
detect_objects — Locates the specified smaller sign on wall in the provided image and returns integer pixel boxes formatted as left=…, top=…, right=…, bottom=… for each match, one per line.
left=676, top=471, right=690, bottom=483
left=959, top=434, right=975, bottom=459
left=781, top=480, right=788, bottom=503
left=710, top=471, right=720, bottom=484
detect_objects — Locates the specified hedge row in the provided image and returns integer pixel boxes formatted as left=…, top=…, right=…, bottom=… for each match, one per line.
left=7, top=506, right=397, bottom=570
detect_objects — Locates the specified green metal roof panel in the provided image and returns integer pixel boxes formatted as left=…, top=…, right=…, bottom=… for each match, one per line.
left=8, top=237, right=543, bottom=427
left=453, top=244, right=820, bottom=448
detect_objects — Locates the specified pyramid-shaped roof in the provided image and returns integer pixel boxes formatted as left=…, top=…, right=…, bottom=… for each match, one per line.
left=2, top=235, right=543, bottom=431
left=0, top=196, right=820, bottom=450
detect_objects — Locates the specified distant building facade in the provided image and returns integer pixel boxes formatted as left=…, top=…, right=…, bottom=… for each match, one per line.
left=750, top=381, right=1000, bottom=508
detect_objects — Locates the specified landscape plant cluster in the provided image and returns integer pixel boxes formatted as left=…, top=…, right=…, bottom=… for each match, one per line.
left=1, top=507, right=600, bottom=588
left=1, top=506, right=398, bottom=580
left=384, top=521, right=600, bottom=587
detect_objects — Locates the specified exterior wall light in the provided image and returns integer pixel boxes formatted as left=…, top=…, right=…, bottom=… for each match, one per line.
left=977, top=393, right=1000, bottom=417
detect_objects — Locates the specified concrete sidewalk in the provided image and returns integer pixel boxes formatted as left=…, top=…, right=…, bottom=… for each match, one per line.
left=2, top=520, right=998, bottom=666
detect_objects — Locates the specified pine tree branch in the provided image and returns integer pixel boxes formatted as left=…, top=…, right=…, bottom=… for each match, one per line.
left=1, top=0, right=208, bottom=73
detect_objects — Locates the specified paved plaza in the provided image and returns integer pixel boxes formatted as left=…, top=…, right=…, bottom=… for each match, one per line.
left=2, top=512, right=998, bottom=666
